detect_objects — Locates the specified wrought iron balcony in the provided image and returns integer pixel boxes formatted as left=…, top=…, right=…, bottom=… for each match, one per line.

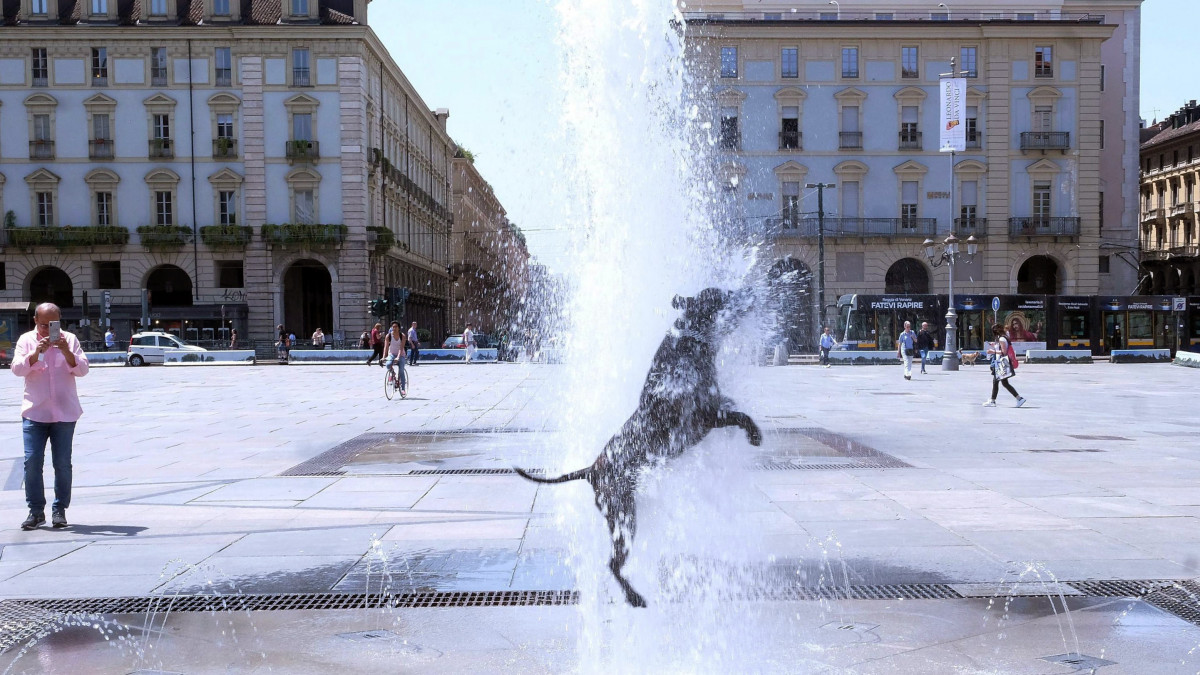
left=29, top=140, right=55, bottom=159
left=149, top=138, right=174, bottom=158
left=1142, top=208, right=1166, bottom=224
left=682, top=10, right=1104, bottom=22
left=953, top=217, right=987, bottom=237
left=215, top=70, right=232, bottom=87
left=293, top=70, right=311, bottom=87
left=1008, top=217, right=1081, bottom=237
left=771, top=217, right=936, bottom=238
left=966, top=133, right=981, bottom=149
left=1020, top=131, right=1070, bottom=152
left=89, top=139, right=114, bottom=159
left=1169, top=202, right=1196, bottom=218
left=1169, top=243, right=1200, bottom=258
left=839, top=131, right=863, bottom=149
left=899, top=131, right=923, bottom=150
left=212, top=138, right=238, bottom=158
left=286, top=139, right=320, bottom=161
left=778, top=131, right=801, bottom=150
left=719, top=131, right=741, bottom=150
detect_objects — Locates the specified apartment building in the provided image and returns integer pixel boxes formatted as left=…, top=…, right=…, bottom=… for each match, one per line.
left=1139, top=101, right=1200, bottom=296
left=450, top=151, right=530, bottom=336
left=684, top=0, right=1141, bottom=335
left=0, top=0, right=455, bottom=345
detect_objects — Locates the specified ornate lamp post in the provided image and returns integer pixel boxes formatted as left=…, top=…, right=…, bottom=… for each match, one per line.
left=922, top=233, right=979, bottom=371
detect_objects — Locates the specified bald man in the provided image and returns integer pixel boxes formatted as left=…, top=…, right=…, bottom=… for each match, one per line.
left=12, top=303, right=88, bottom=530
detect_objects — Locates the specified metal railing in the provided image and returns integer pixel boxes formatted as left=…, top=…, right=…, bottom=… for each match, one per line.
left=778, top=131, right=801, bottom=150
left=719, top=131, right=741, bottom=150
left=899, top=131, right=923, bottom=150
left=89, top=139, right=114, bottom=159
left=953, top=217, right=987, bottom=237
left=1169, top=202, right=1195, bottom=218
left=293, top=70, right=311, bottom=87
left=213, top=138, right=238, bottom=158
left=682, top=11, right=1104, bottom=23
left=1170, top=243, right=1200, bottom=257
left=1008, top=217, right=1081, bottom=237
left=966, top=134, right=982, bottom=149
left=839, top=131, right=863, bottom=149
left=215, top=70, right=232, bottom=87
left=286, top=140, right=320, bottom=160
left=29, top=140, right=54, bottom=159
left=149, top=138, right=174, bottom=158
left=1020, top=131, right=1070, bottom=151
left=32, top=76, right=48, bottom=87
left=771, top=217, right=936, bottom=238
left=1142, top=208, right=1166, bottom=224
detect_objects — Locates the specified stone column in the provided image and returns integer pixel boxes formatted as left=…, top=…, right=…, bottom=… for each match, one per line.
left=337, top=55, right=371, bottom=339
left=240, top=56, right=274, bottom=342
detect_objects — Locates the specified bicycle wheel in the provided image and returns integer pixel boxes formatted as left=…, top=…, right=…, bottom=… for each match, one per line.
left=384, top=369, right=396, bottom=400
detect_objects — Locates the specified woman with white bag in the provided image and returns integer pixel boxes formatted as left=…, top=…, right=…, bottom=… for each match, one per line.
left=983, top=323, right=1027, bottom=408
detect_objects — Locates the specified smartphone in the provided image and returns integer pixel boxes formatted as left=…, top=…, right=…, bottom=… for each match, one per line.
left=48, top=321, right=60, bottom=342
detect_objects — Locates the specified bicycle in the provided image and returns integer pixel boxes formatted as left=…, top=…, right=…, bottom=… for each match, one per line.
left=383, top=362, right=407, bottom=400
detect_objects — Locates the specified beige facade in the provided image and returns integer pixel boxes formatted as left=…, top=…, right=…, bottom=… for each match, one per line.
left=450, top=154, right=529, bottom=337
left=685, top=1, right=1139, bottom=334
left=1139, top=102, right=1200, bottom=295
left=0, top=0, right=457, bottom=346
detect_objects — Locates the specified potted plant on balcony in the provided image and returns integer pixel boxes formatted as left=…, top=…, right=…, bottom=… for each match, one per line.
left=215, top=136, right=234, bottom=157
left=367, top=226, right=395, bottom=253
left=137, top=225, right=192, bottom=249
left=200, top=224, right=253, bottom=249
left=290, top=139, right=313, bottom=158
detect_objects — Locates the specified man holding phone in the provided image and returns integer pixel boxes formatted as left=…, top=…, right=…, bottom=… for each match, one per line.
left=12, top=303, right=89, bottom=530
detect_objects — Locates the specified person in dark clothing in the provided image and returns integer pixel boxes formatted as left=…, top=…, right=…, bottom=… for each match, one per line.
left=365, top=323, right=383, bottom=366
left=916, top=322, right=935, bottom=374
left=1110, top=324, right=1123, bottom=351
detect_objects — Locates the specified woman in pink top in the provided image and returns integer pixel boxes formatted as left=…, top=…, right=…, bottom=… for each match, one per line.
left=12, top=303, right=88, bottom=530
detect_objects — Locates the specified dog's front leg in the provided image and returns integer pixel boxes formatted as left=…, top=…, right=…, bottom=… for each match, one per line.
left=713, top=410, right=763, bottom=446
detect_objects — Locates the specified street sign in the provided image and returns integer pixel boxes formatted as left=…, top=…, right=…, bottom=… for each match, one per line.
left=991, top=297, right=1000, bottom=312
left=1174, top=297, right=1187, bottom=312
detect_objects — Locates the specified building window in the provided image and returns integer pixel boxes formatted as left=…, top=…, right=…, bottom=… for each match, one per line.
left=900, top=106, right=920, bottom=149
left=1100, top=120, right=1105, bottom=150
left=1017, top=12, right=1035, bottom=21
left=1098, top=255, right=1110, bottom=274
left=96, top=191, right=112, bottom=226
left=841, top=47, right=859, bottom=78
left=875, top=12, right=892, bottom=20
left=31, top=114, right=53, bottom=158
left=217, top=113, right=234, bottom=139
left=292, top=112, right=312, bottom=142
left=91, top=0, right=106, bottom=14
left=150, top=0, right=166, bottom=15
left=960, top=180, right=978, bottom=222
left=293, top=190, right=315, bottom=224
left=155, top=191, right=173, bottom=225
left=151, top=113, right=172, bottom=157
left=292, top=48, right=311, bottom=86
left=151, top=47, right=168, bottom=85
left=841, top=180, right=860, bottom=217
left=901, top=46, right=918, bottom=79
left=720, top=47, right=737, bottom=78
left=1173, top=149, right=1178, bottom=167
left=91, top=113, right=113, bottom=159
left=31, top=0, right=47, bottom=14
left=213, top=0, right=229, bottom=14
left=36, top=192, right=54, bottom=227
left=1035, top=46, right=1053, bottom=78
left=780, top=106, right=799, bottom=149
left=1100, top=64, right=1105, bottom=92
left=840, top=105, right=861, bottom=148
left=931, top=12, right=948, bottom=21
left=31, top=48, right=48, bottom=86
left=214, top=48, right=232, bottom=86
left=960, top=46, right=977, bottom=78
left=719, top=107, right=739, bottom=149
left=1033, top=181, right=1052, bottom=221
left=291, top=0, right=308, bottom=15
left=216, top=260, right=244, bottom=288
left=1099, top=191, right=1105, bottom=234
left=91, top=48, right=108, bottom=86
left=781, top=48, right=798, bottom=79
left=901, top=181, right=918, bottom=226
left=781, top=182, right=800, bottom=227
left=218, top=190, right=237, bottom=225
left=96, top=261, right=121, bottom=289
left=966, top=106, right=980, bottom=148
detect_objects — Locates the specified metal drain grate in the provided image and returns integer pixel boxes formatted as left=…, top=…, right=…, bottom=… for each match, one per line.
left=408, top=468, right=545, bottom=476
left=1024, top=448, right=1104, bottom=454
left=0, top=601, right=61, bottom=652
left=1067, top=434, right=1131, bottom=441
left=754, top=461, right=908, bottom=471
left=1144, top=581, right=1200, bottom=625
left=753, top=584, right=964, bottom=601
left=1067, top=580, right=1177, bottom=597
left=280, top=430, right=538, bottom=477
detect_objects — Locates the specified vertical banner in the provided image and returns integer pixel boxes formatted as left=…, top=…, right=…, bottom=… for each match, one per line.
left=940, top=77, right=967, bottom=152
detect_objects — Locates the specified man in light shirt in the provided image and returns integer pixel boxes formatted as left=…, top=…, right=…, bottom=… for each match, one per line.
left=12, top=303, right=89, bottom=530
left=407, top=322, right=420, bottom=366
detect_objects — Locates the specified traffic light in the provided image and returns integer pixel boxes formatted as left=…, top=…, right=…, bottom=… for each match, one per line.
left=368, top=298, right=388, bottom=317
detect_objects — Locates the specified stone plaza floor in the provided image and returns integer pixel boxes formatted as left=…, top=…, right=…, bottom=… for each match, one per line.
left=0, top=359, right=1198, bottom=673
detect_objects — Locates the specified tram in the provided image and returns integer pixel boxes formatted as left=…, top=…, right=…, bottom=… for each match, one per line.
left=836, top=294, right=1200, bottom=356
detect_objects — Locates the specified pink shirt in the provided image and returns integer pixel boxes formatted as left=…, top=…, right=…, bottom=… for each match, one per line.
left=11, top=329, right=89, bottom=423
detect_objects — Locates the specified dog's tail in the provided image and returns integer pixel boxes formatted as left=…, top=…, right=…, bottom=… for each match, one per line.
left=514, top=466, right=590, bottom=484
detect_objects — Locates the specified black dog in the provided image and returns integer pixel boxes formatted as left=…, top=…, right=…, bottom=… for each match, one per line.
left=515, top=288, right=762, bottom=607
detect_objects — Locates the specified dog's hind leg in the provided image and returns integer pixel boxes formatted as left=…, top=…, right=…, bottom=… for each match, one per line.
left=714, top=410, right=763, bottom=446
left=598, top=488, right=646, bottom=608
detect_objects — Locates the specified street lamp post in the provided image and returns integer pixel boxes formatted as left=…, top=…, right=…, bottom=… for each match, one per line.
left=806, top=182, right=836, bottom=341
left=828, top=1, right=840, bottom=19
left=923, top=234, right=979, bottom=371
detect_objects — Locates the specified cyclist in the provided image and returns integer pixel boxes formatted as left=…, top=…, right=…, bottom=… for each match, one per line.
left=382, top=321, right=409, bottom=398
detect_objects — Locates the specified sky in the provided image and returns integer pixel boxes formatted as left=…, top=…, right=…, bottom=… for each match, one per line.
left=375, top=0, right=1200, bottom=267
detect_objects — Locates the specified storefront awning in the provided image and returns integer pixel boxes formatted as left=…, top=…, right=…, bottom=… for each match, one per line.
left=0, top=302, right=31, bottom=312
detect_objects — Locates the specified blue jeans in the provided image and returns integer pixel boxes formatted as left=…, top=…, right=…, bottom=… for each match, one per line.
left=385, top=355, right=408, bottom=391
left=23, top=419, right=76, bottom=513
left=919, top=349, right=928, bottom=372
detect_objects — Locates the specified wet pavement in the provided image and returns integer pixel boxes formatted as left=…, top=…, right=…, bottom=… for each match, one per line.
left=0, top=362, right=1198, bottom=672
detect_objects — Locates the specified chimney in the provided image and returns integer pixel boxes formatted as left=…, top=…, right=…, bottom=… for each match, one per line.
left=353, top=0, right=369, bottom=24
left=433, top=108, right=450, bottom=131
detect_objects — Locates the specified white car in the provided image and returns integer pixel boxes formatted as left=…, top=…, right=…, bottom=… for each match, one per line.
left=127, top=331, right=206, bottom=366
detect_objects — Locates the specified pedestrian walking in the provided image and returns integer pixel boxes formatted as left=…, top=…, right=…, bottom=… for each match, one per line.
left=276, top=325, right=291, bottom=364
left=1110, top=324, right=1123, bottom=351
left=229, top=328, right=238, bottom=350
left=103, top=327, right=115, bottom=352
left=407, top=322, right=421, bottom=366
left=311, top=327, right=325, bottom=349
left=983, top=323, right=1027, bottom=408
left=896, top=321, right=916, bottom=381
left=13, top=303, right=89, bottom=530
left=819, top=327, right=836, bottom=368
left=916, top=321, right=935, bottom=374
left=365, top=323, right=383, bottom=365
left=383, top=321, right=409, bottom=397
left=463, top=324, right=477, bottom=363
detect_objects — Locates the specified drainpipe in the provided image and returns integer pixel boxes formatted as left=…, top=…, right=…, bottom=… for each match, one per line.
left=187, top=39, right=199, bottom=304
